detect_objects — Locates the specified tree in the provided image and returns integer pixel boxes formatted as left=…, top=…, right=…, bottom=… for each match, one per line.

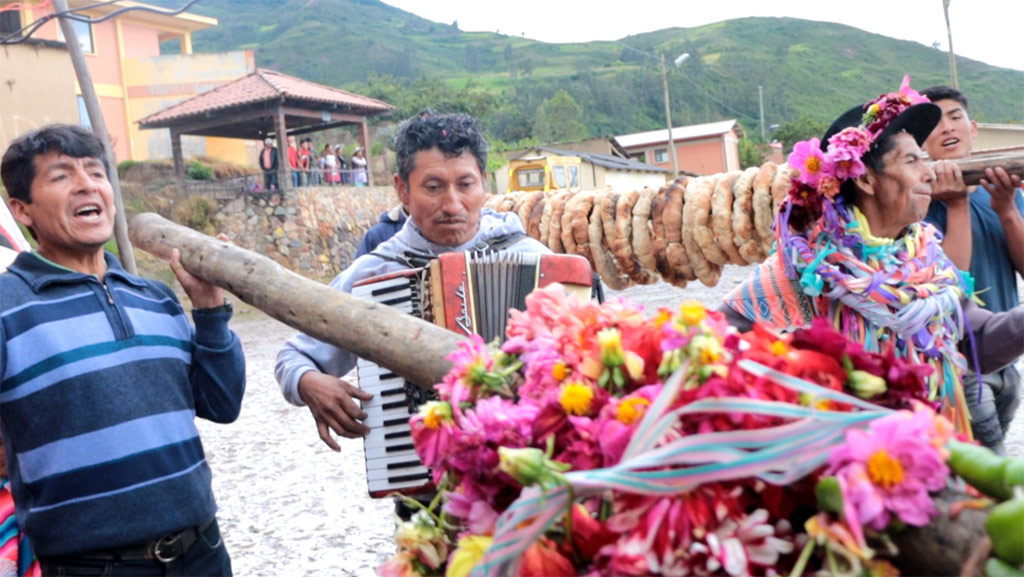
left=771, top=115, right=829, bottom=154
left=738, top=137, right=772, bottom=169
left=532, top=90, right=588, bottom=144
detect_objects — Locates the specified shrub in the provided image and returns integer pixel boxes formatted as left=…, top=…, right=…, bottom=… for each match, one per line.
left=186, top=161, right=214, bottom=181
left=117, top=160, right=139, bottom=179
left=171, top=196, right=216, bottom=236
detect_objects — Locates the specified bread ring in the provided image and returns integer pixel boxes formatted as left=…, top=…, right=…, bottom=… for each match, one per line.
left=538, top=192, right=558, bottom=248
left=483, top=194, right=502, bottom=211
left=682, top=176, right=723, bottom=286
left=570, top=191, right=596, bottom=264
left=589, top=191, right=630, bottom=290
left=560, top=192, right=582, bottom=256
left=613, top=191, right=657, bottom=284
left=527, top=192, right=548, bottom=240
left=649, top=183, right=676, bottom=285
left=663, top=177, right=694, bottom=281
left=631, top=188, right=658, bottom=274
left=516, top=191, right=546, bottom=238
left=771, top=163, right=794, bottom=226
left=753, top=161, right=778, bottom=256
left=497, top=191, right=519, bottom=213
left=710, top=170, right=745, bottom=265
left=689, top=174, right=729, bottom=267
left=546, top=191, right=572, bottom=253
left=732, top=166, right=761, bottom=264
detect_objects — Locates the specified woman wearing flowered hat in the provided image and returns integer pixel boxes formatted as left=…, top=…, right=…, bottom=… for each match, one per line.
left=721, top=77, right=1024, bottom=436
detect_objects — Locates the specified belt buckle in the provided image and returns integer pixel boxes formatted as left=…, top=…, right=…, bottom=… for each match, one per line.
left=152, top=533, right=184, bottom=563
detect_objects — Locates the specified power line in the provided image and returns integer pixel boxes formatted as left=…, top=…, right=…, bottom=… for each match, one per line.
left=1, top=0, right=203, bottom=45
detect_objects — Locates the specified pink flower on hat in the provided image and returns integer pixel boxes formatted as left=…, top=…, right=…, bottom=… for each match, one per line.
left=827, top=126, right=871, bottom=180
left=787, top=138, right=834, bottom=189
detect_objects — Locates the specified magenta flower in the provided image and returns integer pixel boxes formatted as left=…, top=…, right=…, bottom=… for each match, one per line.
left=825, top=408, right=948, bottom=532
left=788, top=138, right=833, bottom=188
left=410, top=401, right=456, bottom=474
left=437, top=334, right=493, bottom=403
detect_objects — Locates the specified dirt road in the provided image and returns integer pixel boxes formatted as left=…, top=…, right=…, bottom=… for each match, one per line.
left=200, top=268, right=1023, bottom=576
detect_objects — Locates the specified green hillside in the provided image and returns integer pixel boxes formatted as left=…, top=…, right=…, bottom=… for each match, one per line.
left=156, top=0, right=1024, bottom=146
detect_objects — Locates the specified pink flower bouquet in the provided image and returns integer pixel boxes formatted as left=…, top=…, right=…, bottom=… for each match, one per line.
left=378, top=285, right=990, bottom=577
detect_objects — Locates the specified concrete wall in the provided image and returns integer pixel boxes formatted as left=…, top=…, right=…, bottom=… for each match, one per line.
left=126, top=50, right=256, bottom=164
left=213, top=185, right=398, bottom=280
left=975, top=124, right=1024, bottom=152
left=0, top=43, right=79, bottom=153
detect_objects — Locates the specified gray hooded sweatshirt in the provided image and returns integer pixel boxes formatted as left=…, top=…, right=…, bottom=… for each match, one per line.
left=275, top=208, right=549, bottom=405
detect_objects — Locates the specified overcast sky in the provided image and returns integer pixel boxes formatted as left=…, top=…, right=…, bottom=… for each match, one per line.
left=381, top=0, right=1023, bottom=72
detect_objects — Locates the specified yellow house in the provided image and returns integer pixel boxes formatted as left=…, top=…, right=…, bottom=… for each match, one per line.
left=1, top=0, right=254, bottom=165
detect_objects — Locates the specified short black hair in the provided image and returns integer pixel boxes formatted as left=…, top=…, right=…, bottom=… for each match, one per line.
left=1, top=124, right=107, bottom=203
left=921, top=85, right=969, bottom=113
left=393, top=109, right=488, bottom=183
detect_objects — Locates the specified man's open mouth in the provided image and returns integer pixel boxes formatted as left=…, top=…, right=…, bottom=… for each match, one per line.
left=73, top=204, right=103, bottom=219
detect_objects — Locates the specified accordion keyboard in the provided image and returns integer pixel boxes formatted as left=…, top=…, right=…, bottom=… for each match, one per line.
left=352, top=273, right=434, bottom=497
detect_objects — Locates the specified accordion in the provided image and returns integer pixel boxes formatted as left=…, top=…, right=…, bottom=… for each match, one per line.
left=352, top=251, right=593, bottom=497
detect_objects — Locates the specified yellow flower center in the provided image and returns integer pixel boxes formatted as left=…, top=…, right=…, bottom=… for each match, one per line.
left=617, top=397, right=651, bottom=425
left=866, top=449, right=904, bottom=489
left=805, top=156, right=821, bottom=174
left=770, top=340, right=788, bottom=356
left=551, top=362, right=568, bottom=382
left=559, top=382, right=594, bottom=416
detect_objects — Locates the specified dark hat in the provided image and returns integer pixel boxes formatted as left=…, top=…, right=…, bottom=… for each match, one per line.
left=820, top=102, right=941, bottom=153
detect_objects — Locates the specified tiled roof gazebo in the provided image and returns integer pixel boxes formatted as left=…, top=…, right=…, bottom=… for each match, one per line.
left=138, top=68, right=395, bottom=190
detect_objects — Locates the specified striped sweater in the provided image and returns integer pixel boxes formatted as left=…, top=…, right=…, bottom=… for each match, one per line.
left=0, top=252, right=245, bottom=556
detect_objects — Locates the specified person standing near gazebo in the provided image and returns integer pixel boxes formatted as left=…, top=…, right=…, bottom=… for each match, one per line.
left=259, top=137, right=279, bottom=190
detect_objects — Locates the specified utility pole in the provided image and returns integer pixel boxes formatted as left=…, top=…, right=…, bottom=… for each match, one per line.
left=759, top=85, right=766, bottom=141
left=942, top=0, right=959, bottom=89
left=660, top=53, right=679, bottom=177
left=53, top=0, right=137, bottom=274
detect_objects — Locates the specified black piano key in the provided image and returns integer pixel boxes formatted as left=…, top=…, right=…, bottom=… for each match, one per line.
left=386, top=443, right=415, bottom=453
left=387, top=472, right=432, bottom=483
left=384, top=430, right=412, bottom=440
left=387, top=459, right=427, bottom=470
left=384, top=417, right=408, bottom=427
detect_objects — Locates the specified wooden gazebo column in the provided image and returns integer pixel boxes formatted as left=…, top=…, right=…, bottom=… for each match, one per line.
left=274, top=106, right=291, bottom=191
left=170, top=128, right=186, bottom=195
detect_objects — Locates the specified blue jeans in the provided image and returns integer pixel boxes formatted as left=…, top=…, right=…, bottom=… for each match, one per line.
left=964, top=364, right=1021, bottom=455
left=39, top=518, right=232, bottom=577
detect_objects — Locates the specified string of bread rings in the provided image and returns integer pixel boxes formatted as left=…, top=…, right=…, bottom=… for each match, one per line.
left=482, top=161, right=793, bottom=289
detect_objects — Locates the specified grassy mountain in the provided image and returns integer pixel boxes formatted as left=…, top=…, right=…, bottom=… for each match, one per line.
left=157, top=0, right=1024, bottom=143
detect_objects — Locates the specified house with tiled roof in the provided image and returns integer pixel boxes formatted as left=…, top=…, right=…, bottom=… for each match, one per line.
left=615, top=119, right=743, bottom=176
left=2, top=0, right=254, bottom=165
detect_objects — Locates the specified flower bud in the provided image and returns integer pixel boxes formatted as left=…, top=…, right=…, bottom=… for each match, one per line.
left=498, top=446, right=570, bottom=489
left=598, top=327, right=625, bottom=367
left=848, top=370, right=887, bottom=399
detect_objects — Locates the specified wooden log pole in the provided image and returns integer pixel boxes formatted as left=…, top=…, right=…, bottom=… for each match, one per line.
left=951, top=151, right=1024, bottom=186
left=129, top=212, right=460, bottom=388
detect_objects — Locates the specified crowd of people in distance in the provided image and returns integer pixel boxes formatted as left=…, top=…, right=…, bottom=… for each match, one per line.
left=258, top=135, right=370, bottom=191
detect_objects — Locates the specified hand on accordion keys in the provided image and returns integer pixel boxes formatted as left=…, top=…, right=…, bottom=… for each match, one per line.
left=298, top=370, right=374, bottom=451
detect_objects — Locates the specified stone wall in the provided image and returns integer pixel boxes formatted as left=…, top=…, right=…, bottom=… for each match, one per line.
left=214, top=185, right=398, bottom=281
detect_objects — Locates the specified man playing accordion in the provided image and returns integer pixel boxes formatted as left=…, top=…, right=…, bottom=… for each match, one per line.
left=275, top=110, right=549, bottom=450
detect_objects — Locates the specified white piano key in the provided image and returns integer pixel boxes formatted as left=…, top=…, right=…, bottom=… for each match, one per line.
left=365, top=457, right=428, bottom=473
left=364, top=444, right=419, bottom=461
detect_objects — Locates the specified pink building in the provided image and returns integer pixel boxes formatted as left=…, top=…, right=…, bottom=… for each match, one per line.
left=2, top=0, right=254, bottom=164
left=615, top=120, right=743, bottom=176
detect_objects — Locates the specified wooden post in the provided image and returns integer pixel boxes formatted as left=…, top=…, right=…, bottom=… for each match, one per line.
left=171, top=128, right=186, bottom=195
left=275, top=106, right=290, bottom=191
left=53, top=0, right=137, bottom=274
left=129, top=213, right=461, bottom=388
left=358, top=119, right=372, bottom=186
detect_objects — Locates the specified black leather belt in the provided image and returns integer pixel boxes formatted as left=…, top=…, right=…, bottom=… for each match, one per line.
left=46, top=518, right=215, bottom=564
